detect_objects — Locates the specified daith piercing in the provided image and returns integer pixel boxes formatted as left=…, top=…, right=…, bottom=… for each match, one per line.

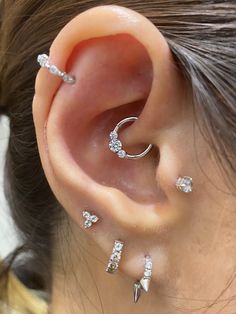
left=37, top=54, right=76, bottom=84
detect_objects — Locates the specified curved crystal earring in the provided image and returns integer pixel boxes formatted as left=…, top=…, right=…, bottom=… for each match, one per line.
left=109, top=117, right=153, bottom=159
left=37, top=54, right=76, bottom=84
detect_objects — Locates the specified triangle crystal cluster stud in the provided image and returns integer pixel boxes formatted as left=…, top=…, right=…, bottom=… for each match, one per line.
left=82, top=210, right=99, bottom=229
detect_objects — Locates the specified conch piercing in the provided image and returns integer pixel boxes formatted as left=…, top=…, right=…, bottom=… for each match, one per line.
left=37, top=54, right=76, bottom=84
left=82, top=210, right=99, bottom=229
left=176, top=176, right=193, bottom=193
left=133, top=255, right=152, bottom=303
left=109, top=117, right=153, bottom=159
left=106, top=240, right=124, bottom=274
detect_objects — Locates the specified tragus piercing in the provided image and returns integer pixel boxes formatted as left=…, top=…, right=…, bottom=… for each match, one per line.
left=37, top=54, right=76, bottom=84
left=109, top=116, right=153, bottom=159
left=133, top=255, right=153, bottom=303
left=176, top=176, right=193, bottom=193
left=106, top=240, right=124, bottom=274
left=82, top=210, right=99, bottom=229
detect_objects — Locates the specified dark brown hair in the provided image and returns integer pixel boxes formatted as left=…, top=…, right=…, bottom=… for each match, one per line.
left=0, top=0, right=235, bottom=311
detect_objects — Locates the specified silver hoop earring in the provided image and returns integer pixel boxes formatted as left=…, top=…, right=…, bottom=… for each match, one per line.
left=106, top=240, right=124, bottom=274
left=133, top=255, right=152, bottom=303
left=176, top=176, right=193, bottom=193
left=37, top=54, right=76, bottom=84
left=109, top=117, right=153, bottom=159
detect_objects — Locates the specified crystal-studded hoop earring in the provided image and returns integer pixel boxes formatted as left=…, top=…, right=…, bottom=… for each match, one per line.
left=37, top=54, right=76, bottom=84
left=176, top=176, right=193, bottom=193
left=109, top=117, right=153, bottom=159
left=106, top=240, right=124, bottom=274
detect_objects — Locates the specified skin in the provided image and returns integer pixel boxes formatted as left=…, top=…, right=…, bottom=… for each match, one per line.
left=32, top=5, right=236, bottom=314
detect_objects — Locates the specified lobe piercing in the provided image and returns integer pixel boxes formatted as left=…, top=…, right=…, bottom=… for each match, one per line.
left=176, top=176, right=193, bottom=193
left=82, top=210, right=99, bottom=229
left=109, top=117, right=153, bottom=159
left=106, top=240, right=124, bottom=274
left=37, top=54, right=76, bottom=84
left=133, top=255, right=152, bottom=303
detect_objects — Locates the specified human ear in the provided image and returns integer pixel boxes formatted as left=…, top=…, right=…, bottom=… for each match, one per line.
left=32, top=5, right=191, bottom=279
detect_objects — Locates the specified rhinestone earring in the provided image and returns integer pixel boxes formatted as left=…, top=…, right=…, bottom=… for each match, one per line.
left=37, top=54, right=76, bottom=84
left=176, top=176, right=193, bottom=193
left=106, top=240, right=124, bottom=274
left=109, top=117, right=153, bottom=159
left=82, top=210, right=99, bottom=229
left=133, top=255, right=152, bottom=303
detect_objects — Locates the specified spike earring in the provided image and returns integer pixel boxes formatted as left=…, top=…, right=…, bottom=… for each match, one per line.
left=176, top=176, right=193, bottom=193
left=109, top=116, right=153, bottom=159
left=37, top=54, right=76, bottom=84
left=82, top=210, right=99, bottom=229
left=106, top=240, right=124, bottom=274
left=133, top=255, right=152, bottom=303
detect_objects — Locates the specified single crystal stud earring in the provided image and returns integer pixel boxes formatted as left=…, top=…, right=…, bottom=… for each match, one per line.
left=106, top=240, right=124, bottom=274
left=82, top=210, right=99, bottom=229
left=176, top=176, right=193, bottom=193
left=109, top=117, right=153, bottom=159
left=133, top=255, right=152, bottom=303
left=37, top=54, right=76, bottom=84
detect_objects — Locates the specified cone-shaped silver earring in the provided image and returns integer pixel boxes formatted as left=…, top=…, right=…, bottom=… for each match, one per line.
left=82, top=210, right=99, bottom=228
left=37, top=54, right=76, bottom=84
left=176, top=176, right=193, bottom=193
left=133, top=255, right=152, bottom=303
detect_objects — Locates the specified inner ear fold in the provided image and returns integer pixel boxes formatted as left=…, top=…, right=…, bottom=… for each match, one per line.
left=50, top=33, right=160, bottom=204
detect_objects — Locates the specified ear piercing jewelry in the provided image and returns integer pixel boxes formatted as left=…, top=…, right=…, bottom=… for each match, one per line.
left=176, top=176, right=193, bottom=193
left=106, top=240, right=124, bottom=274
left=109, top=117, right=153, bottom=159
left=82, top=210, right=99, bottom=229
left=37, top=54, right=76, bottom=84
left=133, top=255, right=152, bottom=303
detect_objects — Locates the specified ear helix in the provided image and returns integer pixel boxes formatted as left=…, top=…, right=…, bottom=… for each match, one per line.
left=36, top=53, right=193, bottom=304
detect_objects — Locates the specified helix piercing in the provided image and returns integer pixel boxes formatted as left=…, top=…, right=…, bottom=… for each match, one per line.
left=109, top=117, right=153, bottom=159
left=106, top=240, right=124, bottom=274
left=82, top=210, right=99, bottom=229
left=133, top=255, right=152, bottom=303
left=37, top=54, right=76, bottom=84
left=176, top=176, right=193, bottom=193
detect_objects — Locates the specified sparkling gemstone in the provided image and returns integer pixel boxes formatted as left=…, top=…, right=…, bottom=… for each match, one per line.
left=37, top=54, right=49, bottom=67
left=63, top=74, right=76, bottom=84
left=144, top=269, right=152, bottom=277
left=117, top=150, right=126, bottom=158
left=49, top=65, right=60, bottom=75
left=109, top=131, right=118, bottom=140
left=82, top=211, right=90, bottom=218
left=115, top=242, right=123, bottom=251
left=176, top=176, right=193, bottom=193
left=84, top=220, right=92, bottom=228
left=107, top=262, right=117, bottom=273
left=145, top=261, right=152, bottom=269
left=91, top=215, right=99, bottom=223
left=109, top=140, right=122, bottom=153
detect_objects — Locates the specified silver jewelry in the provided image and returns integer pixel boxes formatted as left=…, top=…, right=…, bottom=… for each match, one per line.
left=37, top=54, right=76, bottom=84
left=133, top=255, right=152, bottom=303
left=109, top=117, right=153, bottom=159
left=106, top=240, right=124, bottom=274
left=176, top=176, right=193, bottom=193
left=82, top=210, right=99, bottom=229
